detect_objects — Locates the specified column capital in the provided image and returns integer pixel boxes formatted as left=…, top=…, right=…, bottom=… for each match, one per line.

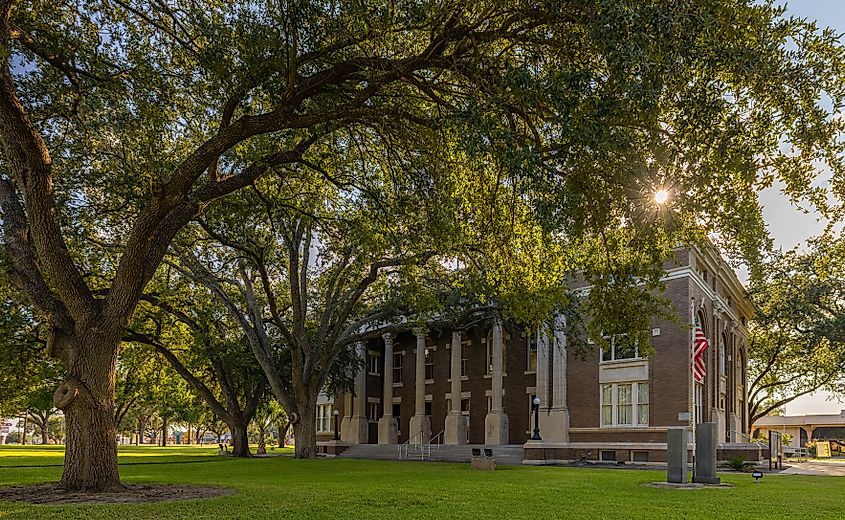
left=413, top=327, right=425, bottom=337
left=382, top=331, right=394, bottom=344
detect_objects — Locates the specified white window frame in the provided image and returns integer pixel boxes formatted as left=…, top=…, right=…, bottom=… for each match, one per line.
left=393, top=351, right=403, bottom=383
left=368, top=350, right=381, bottom=376
left=600, top=381, right=648, bottom=427
left=367, top=399, right=381, bottom=423
left=599, top=333, right=641, bottom=363
left=525, top=331, right=538, bottom=373
left=424, top=346, right=435, bottom=382
left=316, top=404, right=333, bottom=432
left=694, top=382, right=704, bottom=425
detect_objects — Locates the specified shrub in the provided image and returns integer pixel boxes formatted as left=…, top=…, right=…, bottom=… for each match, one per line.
left=720, top=456, right=757, bottom=472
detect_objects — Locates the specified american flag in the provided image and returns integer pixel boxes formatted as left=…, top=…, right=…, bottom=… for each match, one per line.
left=692, top=321, right=709, bottom=382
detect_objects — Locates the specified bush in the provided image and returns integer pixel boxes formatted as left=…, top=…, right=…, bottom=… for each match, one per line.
left=720, top=456, right=757, bottom=472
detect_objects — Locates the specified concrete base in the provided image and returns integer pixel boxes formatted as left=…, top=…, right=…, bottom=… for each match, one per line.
left=317, top=440, right=350, bottom=457
left=542, top=408, right=570, bottom=442
left=342, top=415, right=369, bottom=444
left=484, top=412, right=509, bottom=445
left=444, top=412, right=468, bottom=445
left=409, top=414, right=431, bottom=444
left=378, top=416, right=398, bottom=444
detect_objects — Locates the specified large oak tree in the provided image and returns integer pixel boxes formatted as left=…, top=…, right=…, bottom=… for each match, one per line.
left=748, top=234, right=845, bottom=429
left=1, top=0, right=844, bottom=490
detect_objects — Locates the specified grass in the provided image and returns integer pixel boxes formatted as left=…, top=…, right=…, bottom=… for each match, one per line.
left=0, top=446, right=843, bottom=519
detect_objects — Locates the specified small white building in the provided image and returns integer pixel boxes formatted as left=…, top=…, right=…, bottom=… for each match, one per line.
left=753, top=410, right=845, bottom=449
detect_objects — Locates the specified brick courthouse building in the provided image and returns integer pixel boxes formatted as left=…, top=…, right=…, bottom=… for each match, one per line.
left=319, top=246, right=755, bottom=463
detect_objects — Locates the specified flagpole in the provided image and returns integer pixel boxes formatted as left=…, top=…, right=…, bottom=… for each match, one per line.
left=689, top=297, right=696, bottom=480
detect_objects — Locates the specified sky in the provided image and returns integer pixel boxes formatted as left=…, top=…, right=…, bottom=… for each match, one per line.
left=759, top=1, right=845, bottom=416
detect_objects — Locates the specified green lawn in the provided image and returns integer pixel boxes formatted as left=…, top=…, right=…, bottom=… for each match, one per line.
left=0, top=445, right=842, bottom=519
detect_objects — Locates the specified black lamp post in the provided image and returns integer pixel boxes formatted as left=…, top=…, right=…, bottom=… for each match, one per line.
left=531, top=396, right=542, bottom=441
left=333, top=409, right=340, bottom=441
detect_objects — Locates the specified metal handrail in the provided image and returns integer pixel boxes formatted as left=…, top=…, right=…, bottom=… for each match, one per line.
left=421, top=430, right=445, bottom=461
left=398, top=431, right=424, bottom=460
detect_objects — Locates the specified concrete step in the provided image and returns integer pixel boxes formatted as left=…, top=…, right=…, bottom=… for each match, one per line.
left=338, top=443, right=525, bottom=464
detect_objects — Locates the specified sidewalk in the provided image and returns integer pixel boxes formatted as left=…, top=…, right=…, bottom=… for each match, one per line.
left=777, top=459, right=845, bottom=476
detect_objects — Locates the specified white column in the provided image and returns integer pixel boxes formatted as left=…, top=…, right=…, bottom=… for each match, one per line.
left=546, top=315, right=570, bottom=442
left=409, top=328, right=431, bottom=443
left=444, top=331, right=467, bottom=444
left=342, top=342, right=368, bottom=444
left=382, top=334, right=394, bottom=417
left=378, top=333, right=398, bottom=444
left=536, top=324, right=550, bottom=410
left=485, top=319, right=509, bottom=445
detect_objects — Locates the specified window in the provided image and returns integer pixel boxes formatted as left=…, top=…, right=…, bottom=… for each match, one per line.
left=485, top=333, right=509, bottom=375
left=425, top=348, right=435, bottom=381
left=694, top=382, right=704, bottom=425
left=600, top=450, right=616, bottom=462
left=367, top=400, right=380, bottom=422
left=600, top=334, right=640, bottom=362
left=617, top=384, right=632, bottom=425
left=460, top=398, right=470, bottom=416
left=393, top=352, right=403, bottom=383
left=368, top=351, right=381, bottom=375
left=316, top=404, right=333, bottom=432
left=601, top=385, right=613, bottom=426
left=526, top=331, right=538, bottom=372
left=600, top=382, right=648, bottom=427
left=637, top=384, right=649, bottom=425
left=632, top=451, right=649, bottom=462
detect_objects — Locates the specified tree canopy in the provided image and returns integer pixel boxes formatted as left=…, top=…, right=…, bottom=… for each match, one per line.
left=748, top=234, right=845, bottom=428
left=2, top=0, right=845, bottom=489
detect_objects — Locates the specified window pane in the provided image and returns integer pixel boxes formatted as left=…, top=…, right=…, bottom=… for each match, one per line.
left=638, top=383, right=649, bottom=405
left=602, top=404, right=613, bottom=426
left=615, top=336, right=637, bottom=359
left=601, top=345, right=613, bottom=362
left=393, top=352, right=403, bottom=383
left=601, top=385, right=613, bottom=426
left=527, top=334, right=538, bottom=372
left=617, top=384, right=632, bottom=425
left=638, top=404, right=648, bottom=426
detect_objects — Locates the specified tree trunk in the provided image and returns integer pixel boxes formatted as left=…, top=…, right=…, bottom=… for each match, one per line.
left=161, top=417, right=168, bottom=447
left=21, top=413, right=27, bottom=445
left=229, top=420, right=251, bottom=457
left=257, top=428, right=266, bottom=455
left=278, top=420, right=290, bottom=448
left=137, top=416, right=145, bottom=445
left=292, top=384, right=320, bottom=458
left=293, top=415, right=316, bottom=458
left=40, top=420, right=48, bottom=445
left=55, top=336, right=122, bottom=491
